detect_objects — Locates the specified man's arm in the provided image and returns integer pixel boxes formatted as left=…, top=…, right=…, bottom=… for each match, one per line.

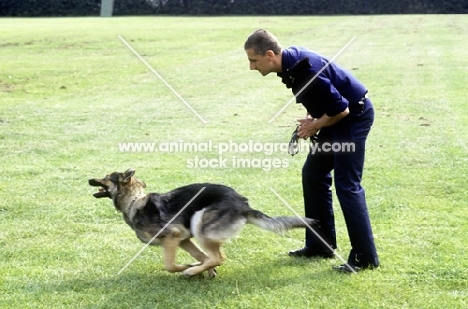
left=297, top=108, right=349, bottom=139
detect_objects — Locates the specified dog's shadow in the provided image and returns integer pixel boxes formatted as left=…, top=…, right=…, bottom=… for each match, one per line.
left=40, top=256, right=332, bottom=308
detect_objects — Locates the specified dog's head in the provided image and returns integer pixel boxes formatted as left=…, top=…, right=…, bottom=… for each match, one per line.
left=88, top=168, right=146, bottom=199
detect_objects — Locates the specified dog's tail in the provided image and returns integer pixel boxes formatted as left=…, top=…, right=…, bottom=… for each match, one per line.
left=245, top=209, right=319, bottom=234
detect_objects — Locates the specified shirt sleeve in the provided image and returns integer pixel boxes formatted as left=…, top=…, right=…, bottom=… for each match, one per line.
left=315, top=75, right=349, bottom=117
left=294, top=75, right=349, bottom=117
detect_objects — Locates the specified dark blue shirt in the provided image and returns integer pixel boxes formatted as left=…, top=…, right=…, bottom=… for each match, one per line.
left=278, top=46, right=367, bottom=118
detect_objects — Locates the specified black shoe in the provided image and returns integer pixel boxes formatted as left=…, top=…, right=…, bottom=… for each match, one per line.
left=288, top=247, right=335, bottom=258
left=333, top=263, right=378, bottom=274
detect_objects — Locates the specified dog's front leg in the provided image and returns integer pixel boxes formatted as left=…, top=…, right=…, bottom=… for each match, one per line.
left=161, top=232, right=191, bottom=273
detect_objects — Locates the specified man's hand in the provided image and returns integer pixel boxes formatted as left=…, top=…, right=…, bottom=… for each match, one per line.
left=296, top=116, right=319, bottom=139
left=296, top=108, right=350, bottom=139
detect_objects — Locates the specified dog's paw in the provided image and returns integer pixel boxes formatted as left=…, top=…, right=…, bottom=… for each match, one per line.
left=182, top=266, right=218, bottom=279
left=206, top=267, right=217, bottom=279
left=182, top=267, right=202, bottom=277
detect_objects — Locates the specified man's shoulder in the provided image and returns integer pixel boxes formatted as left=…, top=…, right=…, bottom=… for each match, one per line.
left=283, top=46, right=326, bottom=71
left=284, top=46, right=322, bottom=60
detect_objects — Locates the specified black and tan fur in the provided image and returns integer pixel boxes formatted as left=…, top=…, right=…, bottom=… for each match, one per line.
left=88, top=169, right=318, bottom=278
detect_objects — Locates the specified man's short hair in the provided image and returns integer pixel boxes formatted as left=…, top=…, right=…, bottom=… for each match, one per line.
left=244, top=29, right=282, bottom=55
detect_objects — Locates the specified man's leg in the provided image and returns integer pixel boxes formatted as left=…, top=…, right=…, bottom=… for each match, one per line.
left=334, top=140, right=379, bottom=268
left=333, top=102, right=379, bottom=270
left=290, top=130, right=336, bottom=257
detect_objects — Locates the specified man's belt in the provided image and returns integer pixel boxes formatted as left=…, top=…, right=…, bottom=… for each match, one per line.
left=352, top=92, right=369, bottom=113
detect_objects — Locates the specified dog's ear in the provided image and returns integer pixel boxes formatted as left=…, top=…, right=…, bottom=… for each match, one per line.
left=123, top=168, right=135, bottom=183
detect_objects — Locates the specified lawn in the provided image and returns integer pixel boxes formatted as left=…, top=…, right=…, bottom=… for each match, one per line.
left=0, top=15, right=467, bottom=308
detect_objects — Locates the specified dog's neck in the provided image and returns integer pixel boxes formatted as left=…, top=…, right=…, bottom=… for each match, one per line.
left=129, top=193, right=143, bottom=208
left=127, top=193, right=147, bottom=223
left=114, top=192, right=146, bottom=215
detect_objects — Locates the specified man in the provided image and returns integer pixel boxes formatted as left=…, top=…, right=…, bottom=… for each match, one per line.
left=244, top=29, right=379, bottom=273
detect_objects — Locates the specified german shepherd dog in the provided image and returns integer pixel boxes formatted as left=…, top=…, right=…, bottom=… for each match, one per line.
left=88, top=169, right=318, bottom=278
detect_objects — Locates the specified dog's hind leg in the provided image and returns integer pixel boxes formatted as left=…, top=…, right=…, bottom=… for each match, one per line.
left=182, top=239, right=225, bottom=278
left=179, top=239, right=218, bottom=278
left=180, top=239, right=208, bottom=263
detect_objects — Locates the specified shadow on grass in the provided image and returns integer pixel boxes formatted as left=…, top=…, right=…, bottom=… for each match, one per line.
left=39, top=257, right=338, bottom=308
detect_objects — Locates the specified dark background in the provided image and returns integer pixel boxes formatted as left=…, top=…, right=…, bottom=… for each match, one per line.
left=1, top=0, right=467, bottom=16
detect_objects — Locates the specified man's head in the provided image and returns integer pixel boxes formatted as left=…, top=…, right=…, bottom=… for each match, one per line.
left=244, top=29, right=283, bottom=76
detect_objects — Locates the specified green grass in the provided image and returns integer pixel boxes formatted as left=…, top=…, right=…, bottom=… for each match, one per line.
left=1, top=15, right=467, bottom=308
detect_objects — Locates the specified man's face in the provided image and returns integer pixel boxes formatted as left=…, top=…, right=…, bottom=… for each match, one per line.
left=245, top=48, right=274, bottom=76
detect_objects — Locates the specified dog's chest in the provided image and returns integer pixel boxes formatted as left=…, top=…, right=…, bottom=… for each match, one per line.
left=122, top=213, right=163, bottom=245
left=135, top=231, right=163, bottom=246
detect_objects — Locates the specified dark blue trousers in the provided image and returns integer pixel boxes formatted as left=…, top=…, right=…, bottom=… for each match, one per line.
left=302, top=99, right=379, bottom=267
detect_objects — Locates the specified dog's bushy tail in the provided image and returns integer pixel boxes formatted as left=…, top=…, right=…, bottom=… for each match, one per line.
left=245, top=209, right=319, bottom=234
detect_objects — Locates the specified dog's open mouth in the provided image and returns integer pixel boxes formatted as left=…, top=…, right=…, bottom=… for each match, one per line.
left=88, top=179, right=111, bottom=198
left=93, top=187, right=109, bottom=198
